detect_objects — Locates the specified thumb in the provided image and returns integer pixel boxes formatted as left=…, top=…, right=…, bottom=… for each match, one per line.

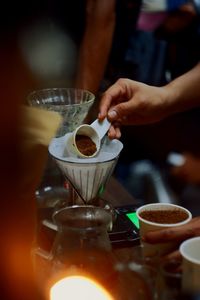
left=107, top=109, right=118, bottom=121
left=108, top=101, right=134, bottom=121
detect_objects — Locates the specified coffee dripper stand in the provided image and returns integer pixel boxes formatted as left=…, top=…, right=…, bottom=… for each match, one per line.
left=35, top=132, right=123, bottom=257
left=34, top=131, right=155, bottom=299
left=35, top=133, right=124, bottom=263
left=28, top=85, right=148, bottom=299
left=33, top=142, right=120, bottom=297
left=34, top=131, right=124, bottom=297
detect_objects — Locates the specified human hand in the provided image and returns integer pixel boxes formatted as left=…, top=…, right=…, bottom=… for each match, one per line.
left=98, top=78, right=169, bottom=139
left=170, top=152, right=200, bottom=185
left=143, top=217, right=200, bottom=260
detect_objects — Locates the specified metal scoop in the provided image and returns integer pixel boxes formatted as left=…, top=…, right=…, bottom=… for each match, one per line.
left=70, top=118, right=111, bottom=158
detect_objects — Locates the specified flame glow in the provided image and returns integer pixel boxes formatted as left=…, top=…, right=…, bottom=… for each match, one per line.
left=50, top=275, right=113, bottom=300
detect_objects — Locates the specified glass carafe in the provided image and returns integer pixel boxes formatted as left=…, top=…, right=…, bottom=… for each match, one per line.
left=34, top=205, right=119, bottom=298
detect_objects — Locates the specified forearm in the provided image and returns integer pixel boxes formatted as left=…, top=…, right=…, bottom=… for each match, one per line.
left=164, top=63, right=200, bottom=115
left=76, top=0, right=116, bottom=94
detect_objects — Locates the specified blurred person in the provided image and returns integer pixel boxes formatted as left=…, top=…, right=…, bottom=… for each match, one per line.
left=0, top=6, right=63, bottom=300
left=0, top=1, right=117, bottom=298
left=16, top=0, right=117, bottom=128
left=123, top=0, right=198, bottom=85
left=105, top=0, right=200, bottom=187
left=170, top=152, right=200, bottom=186
left=166, top=150, right=200, bottom=219
left=18, top=0, right=116, bottom=96
left=75, top=0, right=116, bottom=95
left=103, top=0, right=142, bottom=85
left=156, top=0, right=199, bottom=80
left=1, top=61, right=61, bottom=300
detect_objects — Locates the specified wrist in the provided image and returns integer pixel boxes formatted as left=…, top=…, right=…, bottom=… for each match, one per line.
left=162, top=82, right=183, bottom=116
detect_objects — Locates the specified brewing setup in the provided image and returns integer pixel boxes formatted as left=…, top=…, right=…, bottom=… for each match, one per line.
left=28, top=88, right=146, bottom=299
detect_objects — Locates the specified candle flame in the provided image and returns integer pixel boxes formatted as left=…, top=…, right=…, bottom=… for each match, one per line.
left=50, top=275, right=114, bottom=300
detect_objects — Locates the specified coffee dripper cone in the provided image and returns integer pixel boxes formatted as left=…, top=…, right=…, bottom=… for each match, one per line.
left=49, top=135, right=123, bottom=204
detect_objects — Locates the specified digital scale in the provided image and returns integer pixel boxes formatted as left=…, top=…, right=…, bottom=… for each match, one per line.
left=109, top=204, right=140, bottom=247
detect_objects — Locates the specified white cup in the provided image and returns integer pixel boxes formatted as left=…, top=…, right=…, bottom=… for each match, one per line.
left=180, top=237, right=200, bottom=293
left=136, top=203, right=192, bottom=257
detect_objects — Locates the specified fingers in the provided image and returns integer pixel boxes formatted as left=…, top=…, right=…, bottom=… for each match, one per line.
left=107, top=110, right=119, bottom=121
left=103, top=101, right=136, bottom=125
left=163, top=250, right=182, bottom=262
left=98, top=89, right=121, bottom=120
left=143, top=228, right=182, bottom=244
left=98, top=93, right=114, bottom=120
left=143, top=221, right=196, bottom=244
left=98, top=79, right=127, bottom=120
left=98, top=79, right=142, bottom=126
left=107, top=123, right=121, bottom=139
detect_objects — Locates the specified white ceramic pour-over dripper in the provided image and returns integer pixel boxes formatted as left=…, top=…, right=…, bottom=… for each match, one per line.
left=49, top=135, right=123, bottom=203
left=71, top=118, right=111, bottom=158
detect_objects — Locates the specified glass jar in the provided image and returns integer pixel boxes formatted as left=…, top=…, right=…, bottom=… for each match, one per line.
left=33, top=205, right=118, bottom=298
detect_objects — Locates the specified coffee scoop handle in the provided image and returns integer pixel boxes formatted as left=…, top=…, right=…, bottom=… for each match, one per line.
left=90, top=118, right=111, bottom=140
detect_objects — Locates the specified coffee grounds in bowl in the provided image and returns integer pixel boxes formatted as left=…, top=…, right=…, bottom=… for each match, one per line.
left=139, top=209, right=188, bottom=224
